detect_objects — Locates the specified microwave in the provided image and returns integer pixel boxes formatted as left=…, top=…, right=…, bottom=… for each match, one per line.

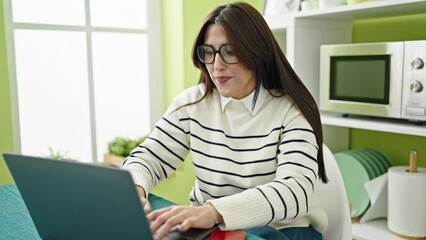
left=320, top=40, right=426, bottom=122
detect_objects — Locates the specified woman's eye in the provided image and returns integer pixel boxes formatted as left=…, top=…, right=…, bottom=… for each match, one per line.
left=222, top=46, right=234, bottom=56
left=205, top=49, right=215, bottom=55
left=225, top=50, right=234, bottom=56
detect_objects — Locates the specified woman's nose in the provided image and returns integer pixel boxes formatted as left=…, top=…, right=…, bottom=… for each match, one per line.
left=213, top=53, right=226, bottom=70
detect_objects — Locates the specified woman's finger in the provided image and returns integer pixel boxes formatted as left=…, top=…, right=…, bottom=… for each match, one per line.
left=148, top=205, right=217, bottom=240
left=143, top=198, right=151, bottom=214
left=148, top=206, right=180, bottom=234
left=152, top=211, right=184, bottom=239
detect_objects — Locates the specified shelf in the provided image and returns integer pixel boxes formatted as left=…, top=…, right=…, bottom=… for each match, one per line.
left=264, top=14, right=293, bottom=30
left=264, top=0, right=426, bottom=30
left=265, top=1, right=426, bottom=237
left=352, top=219, right=404, bottom=240
left=296, top=0, right=426, bottom=21
left=321, top=112, right=426, bottom=137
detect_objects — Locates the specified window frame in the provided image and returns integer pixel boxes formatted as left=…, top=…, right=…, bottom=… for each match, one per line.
left=3, top=0, right=164, bottom=162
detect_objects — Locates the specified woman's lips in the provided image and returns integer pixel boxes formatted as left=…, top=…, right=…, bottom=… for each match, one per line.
left=215, top=76, right=231, bottom=84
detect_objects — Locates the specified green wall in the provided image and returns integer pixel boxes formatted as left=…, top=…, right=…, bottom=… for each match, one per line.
left=162, top=0, right=185, bottom=107
left=0, top=2, right=14, bottom=185
left=351, top=13, right=426, bottom=168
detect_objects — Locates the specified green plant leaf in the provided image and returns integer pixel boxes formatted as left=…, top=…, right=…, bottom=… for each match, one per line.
left=108, top=136, right=147, bottom=157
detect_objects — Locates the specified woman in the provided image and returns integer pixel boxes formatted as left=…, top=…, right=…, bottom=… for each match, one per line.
left=122, top=2, right=327, bottom=240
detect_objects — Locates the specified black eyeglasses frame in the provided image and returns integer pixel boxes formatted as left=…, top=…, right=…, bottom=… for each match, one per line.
left=196, top=45, right=239, bottom=64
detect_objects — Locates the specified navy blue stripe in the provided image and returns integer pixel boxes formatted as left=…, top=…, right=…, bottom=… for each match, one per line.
left=280, top=139, right=319, bottom=152
left=277, top=162, right=317, bottom=179
left=192, top=148, right=276, bottom=165
left=196, top=176, right=247, bottom=191
left=147, top=136, right=185, bottom=161
left=132, top=147, right=172, bottom=177
left=123, top=159, right=160, bottom=181
left=190, top=133, right=278, bottom=152
left=155, top=125, right=189, bottom=150
left=268, top=185, right=287, bottom=220
left=199, top=188, right=223, bottom=199
left=287, top=176, right=309, bottom=213
left=304, top=175, right=314, bottom=190
left=193, top=162, right=276, bottom=178
left=280, top=139, right=310, bottom=145
left=282, top=128, right=314, bottom=135
left=191, top=188, right=200, bottom=204
left=273, top=180, right=299, bottom=219
left=180, top=117, right=282, bottom=139
left=283, top=150, right=317, bottom=162
left=256, top=187, right=274, bottom=224
left=283, top=177, right=300, bottom=218
left=162, top=117, right=189, bottom=134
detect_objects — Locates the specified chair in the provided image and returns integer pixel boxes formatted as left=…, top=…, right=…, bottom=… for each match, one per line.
left=311, top=144, right=353, bottom=240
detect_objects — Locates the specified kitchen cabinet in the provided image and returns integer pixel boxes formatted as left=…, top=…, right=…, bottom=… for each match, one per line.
left=264, top=0, right=426, bottom=239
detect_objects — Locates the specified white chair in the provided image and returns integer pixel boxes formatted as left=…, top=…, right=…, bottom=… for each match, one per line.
left=311, top=144, right=353, bottom=240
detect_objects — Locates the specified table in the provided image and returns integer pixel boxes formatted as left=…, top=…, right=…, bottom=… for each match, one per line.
left=0, top=184, right=262, bottom=240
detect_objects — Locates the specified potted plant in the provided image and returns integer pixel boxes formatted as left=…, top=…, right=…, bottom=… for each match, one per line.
left=104, top=136, right=147, bottom=167
left=47, top=147, right=77, bottom=161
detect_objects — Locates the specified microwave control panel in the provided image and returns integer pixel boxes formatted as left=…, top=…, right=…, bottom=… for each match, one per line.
left=402, top=40, right=426, bottom=121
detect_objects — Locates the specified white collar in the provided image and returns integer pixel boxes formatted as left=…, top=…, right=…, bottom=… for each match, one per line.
left=219, top=85, right=268, bottom=116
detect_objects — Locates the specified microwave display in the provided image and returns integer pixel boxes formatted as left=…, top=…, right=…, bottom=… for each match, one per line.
left=330, top=55, right=390, bottom=104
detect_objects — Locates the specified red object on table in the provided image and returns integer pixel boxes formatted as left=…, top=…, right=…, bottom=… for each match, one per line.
left=208, top=230, right=247, bottom=240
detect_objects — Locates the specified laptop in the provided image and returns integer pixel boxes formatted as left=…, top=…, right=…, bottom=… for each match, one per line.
left=3, top=153, right=217, bottom=240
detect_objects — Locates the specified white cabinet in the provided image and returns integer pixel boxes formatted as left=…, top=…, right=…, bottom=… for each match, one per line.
left=264, top=1, right=426, bottom=238
left=264, top=0, right=426, bottom=151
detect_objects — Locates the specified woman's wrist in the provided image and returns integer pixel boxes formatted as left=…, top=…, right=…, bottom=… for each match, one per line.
left=206, top=203, right=223, bottom=225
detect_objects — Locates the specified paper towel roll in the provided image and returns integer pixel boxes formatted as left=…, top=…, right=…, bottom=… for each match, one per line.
left=388, top=166, right=426, bottom=238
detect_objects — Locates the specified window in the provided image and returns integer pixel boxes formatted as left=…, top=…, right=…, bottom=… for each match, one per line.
left=4, top=0, right=163, bottom=162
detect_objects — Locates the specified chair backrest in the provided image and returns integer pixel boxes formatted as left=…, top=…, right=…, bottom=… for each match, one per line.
left=311, top=144, right=353, bottom=240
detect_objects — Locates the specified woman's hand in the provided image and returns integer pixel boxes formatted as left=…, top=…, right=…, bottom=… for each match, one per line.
left=147, top=204, right=222, bottom=240
left=135, top=185, right=151, bottom=214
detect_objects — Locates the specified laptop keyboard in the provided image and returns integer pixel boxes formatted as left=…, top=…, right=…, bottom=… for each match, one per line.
left=162, top=225, right=218, bottom=240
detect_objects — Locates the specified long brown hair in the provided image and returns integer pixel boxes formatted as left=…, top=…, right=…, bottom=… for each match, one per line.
left=191, top=2, right=327, bottom=183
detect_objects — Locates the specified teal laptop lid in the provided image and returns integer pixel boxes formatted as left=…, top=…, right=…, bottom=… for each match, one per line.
left=3, top=153, right=152, bottom=240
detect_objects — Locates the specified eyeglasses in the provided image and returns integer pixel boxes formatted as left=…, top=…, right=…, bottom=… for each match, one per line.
left=196, top=45, right=239, bottom=64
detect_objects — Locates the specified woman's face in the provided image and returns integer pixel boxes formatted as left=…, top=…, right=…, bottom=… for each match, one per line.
left=203, top=23, right=256, bottom=99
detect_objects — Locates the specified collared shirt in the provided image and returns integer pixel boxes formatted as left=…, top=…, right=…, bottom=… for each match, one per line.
left=219, top=85, right=268, bottom=116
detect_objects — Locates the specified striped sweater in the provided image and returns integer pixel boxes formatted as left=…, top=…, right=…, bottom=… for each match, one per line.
left=122, top=84, right=327, bottom=233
